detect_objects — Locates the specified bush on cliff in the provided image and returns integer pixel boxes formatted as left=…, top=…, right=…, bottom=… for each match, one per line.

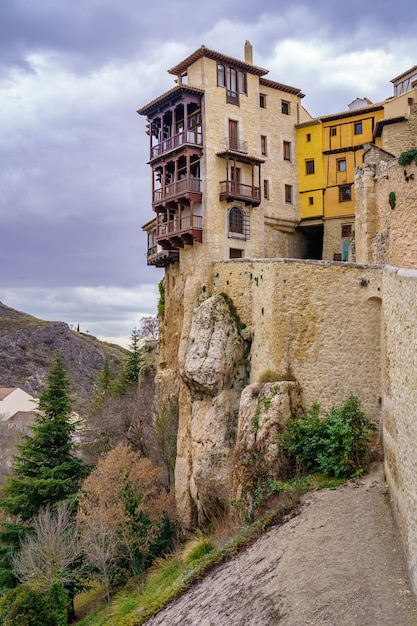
left=282, top=396, right=376, bottom=477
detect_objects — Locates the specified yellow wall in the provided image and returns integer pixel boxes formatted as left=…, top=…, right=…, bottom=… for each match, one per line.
left=296, top=123, right=324, bottom=219
left=321, top=111, right=384, bottom=219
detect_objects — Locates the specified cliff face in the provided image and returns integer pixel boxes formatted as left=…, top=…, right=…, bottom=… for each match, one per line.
left=0, top=302, right=126, bottom=407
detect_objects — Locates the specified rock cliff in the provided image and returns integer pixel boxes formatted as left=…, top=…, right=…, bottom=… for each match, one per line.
left=0, top=301, right=126, bottom=407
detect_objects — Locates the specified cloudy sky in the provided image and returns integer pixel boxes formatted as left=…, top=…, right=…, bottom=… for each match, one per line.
left=1, top=0, right=416, bottom=346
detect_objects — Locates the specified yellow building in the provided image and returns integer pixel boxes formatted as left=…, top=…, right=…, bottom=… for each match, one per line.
left=297, top=100, right=384, bottom=260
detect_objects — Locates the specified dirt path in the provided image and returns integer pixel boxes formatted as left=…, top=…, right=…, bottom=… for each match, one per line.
left=145, top=464, right=417, bottom=625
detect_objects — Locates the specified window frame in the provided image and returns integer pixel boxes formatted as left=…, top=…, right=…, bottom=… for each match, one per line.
left=330, top=127, right=337, bottom=137
left=259, top=93, right=267, bottom=108
left=285, top=184, right=293, bottom=204
left=263, top=179, right=269, bottom=199
left=261, top=135, right=268, bottom=156
left=337, top=158, right=347, bottom=172
left=281, top=100, right=290, bottom=115
left=354, top=122, right=363, bottom=135
left=306, top=159, right=315, bottom=175
left=339, top=184, right=352, bottom=202
left=283, top=141, right=291, bottom=161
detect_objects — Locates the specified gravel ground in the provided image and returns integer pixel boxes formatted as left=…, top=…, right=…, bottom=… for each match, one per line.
left=145, top=464, right=417, bottom=626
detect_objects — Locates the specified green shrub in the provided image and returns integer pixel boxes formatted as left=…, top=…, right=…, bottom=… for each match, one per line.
left=0, top=582, right=67, bottom=626
left=282, top=396, right=376, bottom=477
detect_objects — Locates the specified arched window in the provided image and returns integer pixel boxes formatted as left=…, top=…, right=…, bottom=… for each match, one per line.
left=229, top=206, right=243, bottom=233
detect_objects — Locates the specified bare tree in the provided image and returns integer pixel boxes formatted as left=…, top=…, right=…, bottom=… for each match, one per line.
left=12, top=502, right=80, bottom=590
left=138, top=315, right=159, bottom=341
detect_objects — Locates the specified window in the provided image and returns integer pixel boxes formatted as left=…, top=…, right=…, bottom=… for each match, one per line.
left=261, top=135, right=268, bottom=156
left=229, top=206, right=244, bottom=233
left=330, top=127, right=337, bottom=136
left=337, top=159, right=346, bottom=172
left=341, top=224, right=352, bottom=238
left=263, top=179, right=269, bottom=199
left=339, top=184, right=352, bottom=202
left=217, top=64, right=225, bottom=87
left=229, top=248, right=243, bottom=259
left=306, top=159, right=315, bottom=175
left=218, top=64, right=247, bottom=105
left=281, top=100, right=290, bottom=115
left=229, top=119, right=239, bottom=151
left=260, top=93, right=267, bottom=108
left=306, top=133, right=311, bottom=142
left=354, top=122, right=363, bottom=135
left=228, top=206, right=249, bottom=240
left=285, top=184, right=293, bottom=204
left=238, top=71, right=247, bottom=94
left=308, top=196, right=314, bottom=205
left=283, top=141, right=291, bottom=161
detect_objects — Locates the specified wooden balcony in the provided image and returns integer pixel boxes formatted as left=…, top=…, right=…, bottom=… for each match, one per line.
left=146, top=245, right=179, bottom=268
left=153, top=177, right=202, bottom=208
left=219, top=180, right=261, bottom=206
left=150, top=130, right=203, bottom=160
left=226, top=137, right=248, bottom=153
left=156, top=214, right=203, bottom=249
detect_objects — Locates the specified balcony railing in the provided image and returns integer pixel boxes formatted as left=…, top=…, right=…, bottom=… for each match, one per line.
left=153, top=177, right=202, bottom=205
left=226, top=90, right=239, bottom=106
left=156, top=214, right=203, bottom=247
left=219, top=180, right=261, bottom=205
left=146, top=246, right=179, bottom=267
left=226, top=137, right=248, bottom=153
left=150, top=130, right=203, bottom=159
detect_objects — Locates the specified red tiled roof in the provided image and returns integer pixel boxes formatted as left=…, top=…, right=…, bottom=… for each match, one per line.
left=0, top=387, right=16, bottom=400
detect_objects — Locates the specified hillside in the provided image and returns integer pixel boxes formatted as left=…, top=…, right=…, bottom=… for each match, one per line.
left=0, top=301, right=126, bottom=407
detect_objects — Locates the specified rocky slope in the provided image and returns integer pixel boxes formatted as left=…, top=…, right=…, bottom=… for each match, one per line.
left=0, top=301, right=126, bottom=407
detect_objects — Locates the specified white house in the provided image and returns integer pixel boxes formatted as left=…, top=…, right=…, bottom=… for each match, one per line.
left=0, top=387, right=39, bottom=422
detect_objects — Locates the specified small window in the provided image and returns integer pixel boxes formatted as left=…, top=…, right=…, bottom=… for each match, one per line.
left=308, top=196, right=314, bottom=205
left=408, top=97, right=414, bottom=105
left=306, top=133, right=311, bottom=142
left=283, top=141, right=291, bottom=161
left=339, top=184, right=352, bottom=202
left=337, top=159, right=346, bottom=172
left=230, top=248, right=243, bottom=259
left=341, top=224, right=352, bottom=238
left=217, top=64, right=225, bottom=87
left=260, top=93, right=267, bottom=108
left=261, top=135, right=268, bottom=156
left=285, top=184, right=293, bottom=204
left=263, top=179, right=269, bottom=199
left=354, top=122, right=363, bottom=135
left=330, top=127, right=337, bottom=136
left=281, top=100, right=290, bottom=115
left=306, top=159, right=315, bottom=175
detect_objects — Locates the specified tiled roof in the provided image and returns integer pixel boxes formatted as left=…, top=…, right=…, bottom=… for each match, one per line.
left=137, top=84, right=204, bottom=116
left=0, top=387, right=15, bottom=400
left=296, top=103, right=384, bottom=128
left=259, top=77, right=304, bottom=97
left=168, top=45, right=269, bottom=77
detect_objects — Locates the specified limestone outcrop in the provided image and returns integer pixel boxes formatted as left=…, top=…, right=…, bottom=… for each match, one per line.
left=178, top=293, right=248, bottom=526
left=233, top=381, right=304, bottom=516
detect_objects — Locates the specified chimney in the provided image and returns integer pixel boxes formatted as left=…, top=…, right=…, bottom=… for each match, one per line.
left=244, top=40, right=253, bottom=65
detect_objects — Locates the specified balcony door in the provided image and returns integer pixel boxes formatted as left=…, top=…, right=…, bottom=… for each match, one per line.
left=229, top=119, right=239, bottom=151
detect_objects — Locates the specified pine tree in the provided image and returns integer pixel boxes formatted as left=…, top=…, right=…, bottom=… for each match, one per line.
left=0, top=353, right=89, bottom=592
left=113, top=328, right=143, bottom=395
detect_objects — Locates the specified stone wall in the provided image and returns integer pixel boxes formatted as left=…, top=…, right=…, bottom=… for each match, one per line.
left=382, top=267, right=417, bottom=596
left=213, top=259, right=382, bottom=421
left=159, top=256, right=417, bottom=595
left=355, top=146, right=417, bottom=269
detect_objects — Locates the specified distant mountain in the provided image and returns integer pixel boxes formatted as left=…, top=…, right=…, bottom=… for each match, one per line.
left=0, top=302, right=126, bottom=408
